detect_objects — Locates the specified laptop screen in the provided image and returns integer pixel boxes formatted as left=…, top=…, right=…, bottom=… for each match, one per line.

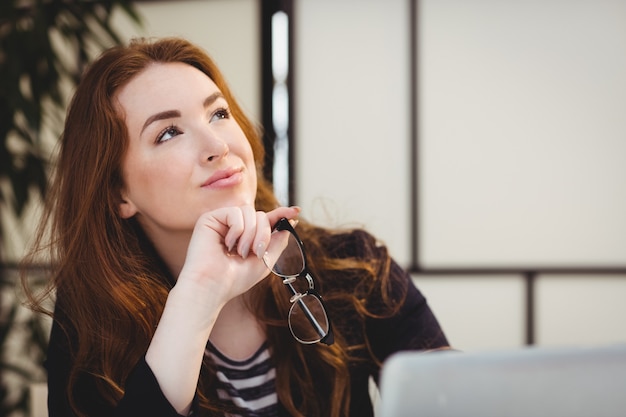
left=377, top=344, right=626, bottom=417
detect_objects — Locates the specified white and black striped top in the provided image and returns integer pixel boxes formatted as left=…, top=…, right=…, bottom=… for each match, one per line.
left=205, top=342, right=279, bottom=417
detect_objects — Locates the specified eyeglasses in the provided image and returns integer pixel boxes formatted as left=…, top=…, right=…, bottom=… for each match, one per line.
left=264, top=218, right=334, bottom=345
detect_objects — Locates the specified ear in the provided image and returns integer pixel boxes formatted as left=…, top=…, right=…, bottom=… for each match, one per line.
left=119, top=193, right=138, bottom=219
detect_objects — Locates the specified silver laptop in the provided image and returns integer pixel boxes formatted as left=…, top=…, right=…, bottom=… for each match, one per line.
left=378, top=344, right=626, bottom=417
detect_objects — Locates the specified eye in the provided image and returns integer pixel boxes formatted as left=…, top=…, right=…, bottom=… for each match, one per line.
left=156, top=125, right=182, bottom=143
left=210, top=107, right=231, bottom=123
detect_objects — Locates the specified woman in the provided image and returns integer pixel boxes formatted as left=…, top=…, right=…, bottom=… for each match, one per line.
left=25, top=37, right=448, bottom=417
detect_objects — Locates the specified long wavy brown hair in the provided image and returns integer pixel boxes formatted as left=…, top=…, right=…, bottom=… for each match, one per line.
left=23, top=37, right=406, bottom=417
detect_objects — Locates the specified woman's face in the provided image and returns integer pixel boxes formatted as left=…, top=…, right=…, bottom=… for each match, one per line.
left=116, top=62, right=257, bottom=239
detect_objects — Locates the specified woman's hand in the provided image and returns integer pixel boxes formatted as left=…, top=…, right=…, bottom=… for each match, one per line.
left=177, top=204, right=300, bottom=310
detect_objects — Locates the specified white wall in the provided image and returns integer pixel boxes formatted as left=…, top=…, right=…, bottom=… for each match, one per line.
left=535, top=275, right=626, bottom=346
left=295, top=0, right=626, bottom=351
left=418, top=0, right=626, bottom=268
left=415, top=0, right=626, bottom=350
left=295, top=0, right=412, bottom=265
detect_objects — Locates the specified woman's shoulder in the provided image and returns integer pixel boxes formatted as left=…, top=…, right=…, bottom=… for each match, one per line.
left=307, top=223, right=388, bottom=260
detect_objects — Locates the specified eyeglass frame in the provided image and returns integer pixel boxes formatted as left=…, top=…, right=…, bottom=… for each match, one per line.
left=270, top=217, right=334, bottom=346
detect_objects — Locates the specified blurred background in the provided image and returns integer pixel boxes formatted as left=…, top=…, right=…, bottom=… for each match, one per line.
left=1, top=0, right=625, bottom=415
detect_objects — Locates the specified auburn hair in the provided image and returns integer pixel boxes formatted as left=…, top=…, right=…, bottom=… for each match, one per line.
left=23, top=37, right=404, bottom=417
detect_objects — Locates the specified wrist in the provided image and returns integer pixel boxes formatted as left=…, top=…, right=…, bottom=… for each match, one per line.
left=163, top=280, right=225, bottom=334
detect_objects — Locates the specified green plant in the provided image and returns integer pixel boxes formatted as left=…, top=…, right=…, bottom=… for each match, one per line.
left=1, top=267, right=50, bottom=417
left=0, top=1, right=142, bottom=415
left=0, top=0, right=141, bottom=221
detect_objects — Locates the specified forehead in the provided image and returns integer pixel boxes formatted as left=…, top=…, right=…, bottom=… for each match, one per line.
left=115, top=62, right=219, bottom=115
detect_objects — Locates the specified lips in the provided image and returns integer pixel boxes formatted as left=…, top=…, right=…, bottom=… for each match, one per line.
left=202, top=167, right=244, bottom=189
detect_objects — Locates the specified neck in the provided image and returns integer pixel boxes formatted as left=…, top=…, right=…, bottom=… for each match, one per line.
left=142, top=226, right=191, bottom=278
left=209, top=296, right=266, bottom=360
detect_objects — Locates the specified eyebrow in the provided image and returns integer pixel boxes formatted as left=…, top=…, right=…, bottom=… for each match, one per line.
left=203, top=92, right=224, bottom=109
left=140, top=92, right=225, bottom=134
left=141, top=110, right=180, bottom=134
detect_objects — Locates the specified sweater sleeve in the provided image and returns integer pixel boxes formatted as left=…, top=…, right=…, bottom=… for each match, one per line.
left=115, top=357, right=188, bottom=417
left=46, top=311, right=188, bottom=417
left=319, top=229, right=449, bottom=363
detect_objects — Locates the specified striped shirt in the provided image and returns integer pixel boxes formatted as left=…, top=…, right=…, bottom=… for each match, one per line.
left=205, top=342, right=279, bottom=417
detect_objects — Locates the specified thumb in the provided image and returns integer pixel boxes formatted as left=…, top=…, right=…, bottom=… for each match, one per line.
left=262, top=227, right=292, bottom=273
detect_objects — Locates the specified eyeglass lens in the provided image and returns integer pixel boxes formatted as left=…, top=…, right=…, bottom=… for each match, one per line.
left=269, top=230, right=305, bottom=278
left=289, top=293, right=330, bottom=344
left=265, top=228, right=330, bottom=343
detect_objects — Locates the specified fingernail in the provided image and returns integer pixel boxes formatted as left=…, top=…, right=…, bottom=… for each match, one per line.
left=256, top=241, right=268, bottom=259
left=291, top=206, right=302, bottom=213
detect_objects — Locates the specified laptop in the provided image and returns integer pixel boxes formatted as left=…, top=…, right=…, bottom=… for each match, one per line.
left=377, top=344, right=626, bottom=417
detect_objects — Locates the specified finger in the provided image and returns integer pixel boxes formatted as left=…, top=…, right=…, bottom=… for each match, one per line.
left=263, top=227, right=292, bottom=271
left=252, top=212, right=271, bottom=259
left=223, top=208, right=245, bottom=253
left=266, top=206, right=301, bottom=227
left=236, top=205, right=258, bottom=258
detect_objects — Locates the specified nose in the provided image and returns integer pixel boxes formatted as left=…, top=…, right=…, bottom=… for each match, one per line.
left=201, top=133, right=229, bottom=163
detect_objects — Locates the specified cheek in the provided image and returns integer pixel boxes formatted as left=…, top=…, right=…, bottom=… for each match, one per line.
left=122, top=152, right=181, bottom=201
left=125, top=159, right=158, bottom=189
left=236, top=138, right=257, bottom=169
